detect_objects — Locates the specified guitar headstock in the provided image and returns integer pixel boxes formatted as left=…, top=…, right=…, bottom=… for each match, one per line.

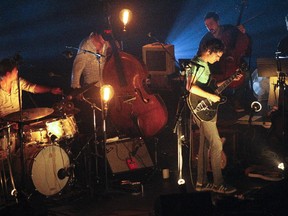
left=236, top=0, right=248, bottom=25
left=238, top=61, right=249, bottom=73
left=236, top=0, right=248, bottom=10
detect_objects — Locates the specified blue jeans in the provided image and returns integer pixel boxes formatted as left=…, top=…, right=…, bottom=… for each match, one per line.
left=194, top=115, right=224, bottom=186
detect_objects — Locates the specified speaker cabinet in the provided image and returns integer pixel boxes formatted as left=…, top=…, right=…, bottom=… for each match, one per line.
left=154, top=192, right=213, bottom=216
left=106, top=137, right=154, bottom=174
left=142, top=43, right=175, bottom=75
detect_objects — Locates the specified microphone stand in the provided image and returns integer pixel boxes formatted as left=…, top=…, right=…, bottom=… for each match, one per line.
left=173, top=93, right=187, bottom=188
left=148, top=33, right=204, bottom=187
left=66, top=45, right=106, bottom=195
left=147, top=33, right=180, bottom=69
left=65, top=46, right=105, bottom=59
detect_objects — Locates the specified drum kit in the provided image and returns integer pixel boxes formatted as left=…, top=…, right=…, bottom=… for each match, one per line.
left=0, top=104, right=80, bottom=203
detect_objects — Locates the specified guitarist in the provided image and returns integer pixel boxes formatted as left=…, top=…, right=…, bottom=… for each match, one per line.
left=199, top=12, right=251, bottom=113
left=185, top=38, right=242, bottom=194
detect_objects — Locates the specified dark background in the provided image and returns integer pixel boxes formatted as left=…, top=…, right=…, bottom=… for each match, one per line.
left=1, top=0, right=288, bottom=109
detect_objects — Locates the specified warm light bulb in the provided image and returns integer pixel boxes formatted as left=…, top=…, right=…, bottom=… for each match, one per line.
left=278, top=162, right=285, bottom=170
left=119, top=9, right=132, bottom=31
left=100, top=85, right=114, bottom=103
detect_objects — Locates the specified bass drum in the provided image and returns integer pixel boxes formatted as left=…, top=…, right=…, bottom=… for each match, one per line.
left=16, top=145, right=70, bottom=196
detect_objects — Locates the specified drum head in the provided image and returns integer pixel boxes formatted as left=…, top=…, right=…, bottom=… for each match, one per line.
left=31, top=145, right=70, bottom=196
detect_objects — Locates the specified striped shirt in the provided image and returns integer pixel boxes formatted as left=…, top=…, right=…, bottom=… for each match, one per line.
left=71, top=32, right=109, bottom=88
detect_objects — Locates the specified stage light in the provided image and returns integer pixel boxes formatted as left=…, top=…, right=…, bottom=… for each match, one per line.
left=278, top=162, right=285, bottom=171
left=251, top=101, right=262, bottom=112
left=100, top=84, right=114, bottom=104
left=177, top=178, right=185, bottom=185
left=119, top=9, right=132, bottom=32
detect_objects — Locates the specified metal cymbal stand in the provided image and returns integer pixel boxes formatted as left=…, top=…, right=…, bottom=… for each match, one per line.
left=275, top=52, right=287, bottom=146
left=0, top=123, right=18, bottom=203
left=74, top=96, right=101, bottom=195
left=16, top=72, right=27, bottom=195
left=6, top=125, right=18, bottom=203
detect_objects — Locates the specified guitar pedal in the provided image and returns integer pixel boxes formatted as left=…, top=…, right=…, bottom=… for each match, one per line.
left=126, top=157, right=138, bottom=170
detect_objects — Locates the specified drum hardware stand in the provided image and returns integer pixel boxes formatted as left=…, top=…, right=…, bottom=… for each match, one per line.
left=6, top=126, right=18, bottom=203
left=16, top=73, right=28, bottom=196
left=0, top=124, right=18, bottom=204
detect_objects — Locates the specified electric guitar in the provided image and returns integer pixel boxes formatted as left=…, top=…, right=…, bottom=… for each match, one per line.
left=187, top=67, right=245, bottom=121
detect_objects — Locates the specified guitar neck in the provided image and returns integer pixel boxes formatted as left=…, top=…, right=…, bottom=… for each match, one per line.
left=215, top=72, right=238, bottom=94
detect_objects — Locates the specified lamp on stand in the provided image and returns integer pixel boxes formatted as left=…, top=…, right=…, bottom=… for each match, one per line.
left=119, top=8, right=132, bottom=51
left=100, top=84, right=114, bottom=191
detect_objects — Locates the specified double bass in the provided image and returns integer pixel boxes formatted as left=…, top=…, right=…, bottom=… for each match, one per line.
left=102, top=31, right=168, bottom=138
left=212, top=0, right=250, bottom=89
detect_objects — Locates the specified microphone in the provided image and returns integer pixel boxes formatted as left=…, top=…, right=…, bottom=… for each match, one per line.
left=147, top=32, right=160, bottom=43
left=48, top=72, right=62, bottom=77
left=62, top=50, right=74, bottom=59
left=187, top=61, right=204, bottom=69
left=250, top=101, right=262, bottom=112
left=57, top=165, right=74, bottom=180
left=66, top=46, right=105, bottom=58
left=180, top=61, right=204, bottom=76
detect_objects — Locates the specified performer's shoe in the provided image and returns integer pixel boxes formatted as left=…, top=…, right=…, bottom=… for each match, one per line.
left=213, top=184, right=237, bottom=194
left=195, top=182, right=214, bottom=192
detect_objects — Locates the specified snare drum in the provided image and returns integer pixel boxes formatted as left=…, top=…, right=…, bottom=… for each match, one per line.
left=15, top=145, right=70, bottom=196
left=25, top=128, right=49, bottom=144
left=46, top=115, right=78, bottom=141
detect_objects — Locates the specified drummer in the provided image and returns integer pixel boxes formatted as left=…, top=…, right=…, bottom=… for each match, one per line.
left=0, top=57, right=62, bottom=119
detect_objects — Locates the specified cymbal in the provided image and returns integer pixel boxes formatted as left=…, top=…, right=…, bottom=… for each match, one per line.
left=68, top=82, right=98, bottom=99
left=52, top=107, right=80, bottom=117
left=3, top=107, right=54, bottom=122
left=52, top=100, right=80, bottom=117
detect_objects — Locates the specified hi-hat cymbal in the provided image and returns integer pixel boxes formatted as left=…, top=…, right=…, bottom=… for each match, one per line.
left=3, top=107, right=54, bottom=122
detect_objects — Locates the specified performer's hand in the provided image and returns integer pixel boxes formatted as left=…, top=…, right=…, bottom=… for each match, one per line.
left=51, top=87, right=63, bottom=95
left=237, top=25, right=246, bottom=34
left=233, top=73, right=243, bottom=82
left=209, top=94, right=221, bottom=103
left=76, top=93, right=84, bottom=101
